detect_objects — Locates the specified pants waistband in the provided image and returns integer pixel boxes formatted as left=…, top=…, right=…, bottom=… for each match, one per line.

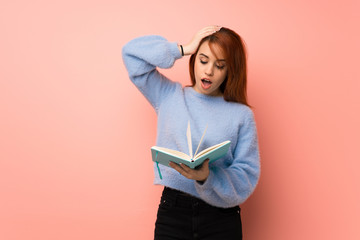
left=162, top=187, right=240, bottom=211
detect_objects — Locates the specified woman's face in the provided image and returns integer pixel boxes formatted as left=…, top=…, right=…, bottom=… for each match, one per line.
left=193, top=41, right=228, bottom=96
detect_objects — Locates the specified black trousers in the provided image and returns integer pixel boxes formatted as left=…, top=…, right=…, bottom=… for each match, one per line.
left=154, top=187, right=242, bottom=240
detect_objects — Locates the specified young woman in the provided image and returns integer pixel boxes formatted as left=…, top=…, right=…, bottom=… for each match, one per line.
left=122, top=26, right=260, bottom=240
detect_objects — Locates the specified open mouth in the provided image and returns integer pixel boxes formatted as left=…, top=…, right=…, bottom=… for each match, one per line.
left=201, top=78, right=212, bottom=90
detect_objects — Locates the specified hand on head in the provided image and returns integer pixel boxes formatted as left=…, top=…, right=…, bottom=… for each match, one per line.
left=179, top=26, right=222, bottom=56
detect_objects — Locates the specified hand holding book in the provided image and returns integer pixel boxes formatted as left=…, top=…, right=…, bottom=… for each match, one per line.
left=169, top=158, right=210, bottom=182
left=151, top=121, right=231, bottom=179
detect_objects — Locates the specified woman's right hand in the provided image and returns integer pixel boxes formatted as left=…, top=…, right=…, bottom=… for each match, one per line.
left=180, top=25, right=222, bottom=56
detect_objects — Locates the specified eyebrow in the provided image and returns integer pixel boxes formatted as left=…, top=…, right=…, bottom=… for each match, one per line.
left=199, top=53, right=226, bottom=62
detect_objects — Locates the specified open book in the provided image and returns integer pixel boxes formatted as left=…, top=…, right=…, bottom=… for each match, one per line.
left=151, top=121, right=231, bottom=178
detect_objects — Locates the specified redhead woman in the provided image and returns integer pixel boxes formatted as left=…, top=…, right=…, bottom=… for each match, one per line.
left=122, top=26, right=260, bottom=240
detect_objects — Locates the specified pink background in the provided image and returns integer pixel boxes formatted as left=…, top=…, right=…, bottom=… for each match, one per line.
left=1, top=0, right=359, bottom=239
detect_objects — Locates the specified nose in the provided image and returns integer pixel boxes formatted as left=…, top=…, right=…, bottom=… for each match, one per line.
left=205, top=65, right=214, bottom=76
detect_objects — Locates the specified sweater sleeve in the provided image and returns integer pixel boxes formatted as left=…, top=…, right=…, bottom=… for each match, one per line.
left=195, top=110, right=261, bottom=208
left=121, top=35, right=182, bottom=112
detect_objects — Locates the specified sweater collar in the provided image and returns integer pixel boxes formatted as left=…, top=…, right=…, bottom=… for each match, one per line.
left=185, top=86, right=224, bottom=101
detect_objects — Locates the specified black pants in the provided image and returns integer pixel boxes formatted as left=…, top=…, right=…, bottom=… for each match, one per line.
left=154, top=187, right=242, bottom=240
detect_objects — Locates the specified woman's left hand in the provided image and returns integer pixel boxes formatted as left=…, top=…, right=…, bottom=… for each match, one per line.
left=180, top=25, right=221, bottom=56
left=169, top=159, right=210, bottom=182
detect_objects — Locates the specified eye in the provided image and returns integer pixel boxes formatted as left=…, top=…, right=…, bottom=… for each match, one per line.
left=216, top=65, right=225, bottom=70
left=200, top=60, right=208, bottom=64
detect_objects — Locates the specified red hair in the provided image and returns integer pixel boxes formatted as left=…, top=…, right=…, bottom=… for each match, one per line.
left=189, top=27, right=250, bottom=107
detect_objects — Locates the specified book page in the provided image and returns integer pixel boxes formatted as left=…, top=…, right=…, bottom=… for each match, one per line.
left=186, top=121, right=193, bottom=159
left=152, top=146, right=191, bottom=161
left=194, top=141, right=229, bottom=159
left=194, top=124, right=208, bottom=157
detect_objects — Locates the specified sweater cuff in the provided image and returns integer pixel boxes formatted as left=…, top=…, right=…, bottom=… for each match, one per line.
left=195, top=169, right=215, bottom=191
left=170, top=42, right=182, bottom=60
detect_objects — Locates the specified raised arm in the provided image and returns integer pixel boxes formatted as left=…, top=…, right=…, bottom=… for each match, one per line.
left=122, top=35, right=181, bottom=111
left=121, top=26, right=222, bottom=111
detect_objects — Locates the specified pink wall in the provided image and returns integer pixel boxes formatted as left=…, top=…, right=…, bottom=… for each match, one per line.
left=1, top=0, right=359, bottom=239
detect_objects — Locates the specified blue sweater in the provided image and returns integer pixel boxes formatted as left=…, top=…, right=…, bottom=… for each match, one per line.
left=122, top=35, right=260, bottom=208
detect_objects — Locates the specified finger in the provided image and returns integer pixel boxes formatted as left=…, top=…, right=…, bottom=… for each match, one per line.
left=179, top=163, right=192, bottom=173
left=194, top=159, right=209, bottom=169
left=204, top=158, right=210, bottom=165
left=180, top=163, right=204, bottom=178
left=171, top=163, right=192, bottom=179
left=197, top=26, right=220, bottom=36
left=169, top=161, right=180, bottom=171
left=201, top=159, right=210, bottom=170
left=202, top=25, right=221, bottom=32
left=202, top=25, right=222, bottom=34
left=169, top=162, right=187, bottom=175
left=198, top=26, right=221, bottom=39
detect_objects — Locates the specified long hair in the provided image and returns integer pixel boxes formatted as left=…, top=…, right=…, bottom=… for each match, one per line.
left=189, top=27, right=250, bottom=107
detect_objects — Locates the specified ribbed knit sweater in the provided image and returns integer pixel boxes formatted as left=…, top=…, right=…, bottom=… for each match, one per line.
left=122, top=35, right=260, bottom=208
